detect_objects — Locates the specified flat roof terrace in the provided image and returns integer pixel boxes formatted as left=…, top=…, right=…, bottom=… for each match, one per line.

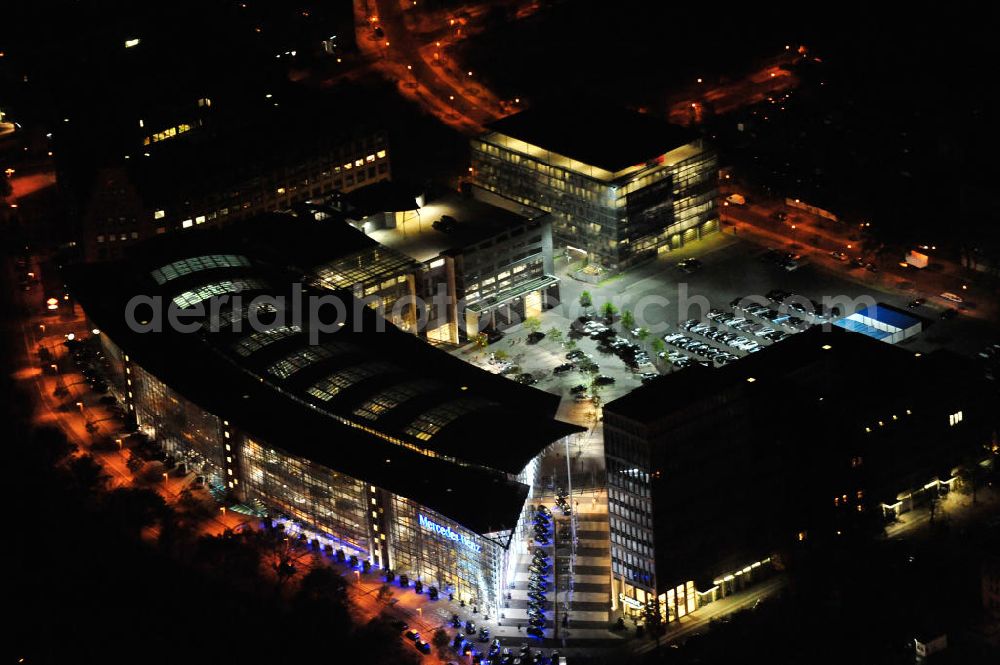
left=369, top=193, right=538, bottom=264
left=484, top=103, right=699, bottom=180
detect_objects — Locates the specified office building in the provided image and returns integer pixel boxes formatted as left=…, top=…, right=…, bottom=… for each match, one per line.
left=471, top=103, right=719, bottom=273
left=603, top=327, right=996, bottom=622
left=309, top=184, right=559, bottom=344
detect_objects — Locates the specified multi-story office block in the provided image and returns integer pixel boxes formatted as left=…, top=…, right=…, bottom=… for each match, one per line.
left=471, top=104, right=719, bottom=273
left=603, top=327, right=996, bottom=623
left=315, top=185, right=559, bottom=344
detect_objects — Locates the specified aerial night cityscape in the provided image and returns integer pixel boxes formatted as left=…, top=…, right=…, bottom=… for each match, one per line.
left=4, top=2, right=1000, bottom=664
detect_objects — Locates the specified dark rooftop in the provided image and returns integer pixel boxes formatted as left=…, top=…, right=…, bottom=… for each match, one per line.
left=486, top=103, right=698, bottom=173
left=605, top=326, right=976, bottom=422
left=127, top=212, right=396, bottom=276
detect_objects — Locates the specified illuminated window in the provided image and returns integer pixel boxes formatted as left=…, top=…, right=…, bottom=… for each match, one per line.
left=172, top=278, right=266, bottom=309
left=305, top=361, right=397, bottom=401
left=267, top=341, right=357, bottom=380
left=151, top=254, right=251, bottom=284
left=404, top=397, right=493, bottom=441
left=948, top=410, right=963, bottom=426
left=376, top=150, right=386, bottom=159
left=181, top=219, right=193, bottom=229
left=232, top=325, right=303, bottom=357
left=154, top=209, right=165, bottom=220
left=354, top=379, right=441, bottom=421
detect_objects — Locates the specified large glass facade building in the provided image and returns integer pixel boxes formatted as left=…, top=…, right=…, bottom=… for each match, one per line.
left=72, top=237, right=582, bottom=616
left=471, top=104, right=719, bottom=272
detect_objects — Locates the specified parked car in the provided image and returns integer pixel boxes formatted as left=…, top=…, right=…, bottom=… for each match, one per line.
left=678, top=258, right=703, bottom=274
left=829, top=250, right=848, bottom=262
left=594, top=375, right=615, bottom=386
left=515, top=373, right=537, bottom=385
left=553, top=363, right=574, bottom=374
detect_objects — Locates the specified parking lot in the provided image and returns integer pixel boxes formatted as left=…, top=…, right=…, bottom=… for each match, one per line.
left=459, top=232, right=999, bottom=413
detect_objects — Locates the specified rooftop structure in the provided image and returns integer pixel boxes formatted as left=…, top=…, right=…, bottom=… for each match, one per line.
left=367, top=191, right=545, bottom=264
left=486, top=103, right=699, bottom=176
left=833, top=303, right=922, bottom=344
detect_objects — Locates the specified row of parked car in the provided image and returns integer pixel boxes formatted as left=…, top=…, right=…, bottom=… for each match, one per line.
left=706, top=311, right=792, bottom=344
left=526, top=505, right=552, bottom=639
left=482, top=643, right=565, bottom=665
left=664, top=329, right=744, bottom=363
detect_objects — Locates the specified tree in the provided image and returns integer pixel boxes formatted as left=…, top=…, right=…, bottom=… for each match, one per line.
left=958, top=462, right=987, bottom=505
left=621, top=310, right=635, bottom=330
left=494, top=349, right=509, bottom=361
left=67, top=454, right=107, bottom=493
left=601, top=301, right=618, bottom=322
left=636, top=328, right=650, bottom=343
left=651, top=338, right=665, bottom=355
left=432, top=627, right=450, bottom=653
left=564, top=338, right=577, bottom=351
left=546, top=327, right=563, bottom=344
left=579, top=291, right=592, bottom=309
left=928, top=491, right=942, bottom=523
left=644, top=597, right=663, bottom=645
left=376, top=584, right=394, bottom=602
left=474, top=332, right=488, bottom=348
left=100, top=487, right=169, bottom=538
left=523, top=317, right=542, bottom=333
left=290, top=567, right=351, bottom=638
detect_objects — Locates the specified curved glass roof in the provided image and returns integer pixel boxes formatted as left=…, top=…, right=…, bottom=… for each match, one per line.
left=404, top=397, right=495, bottom=441
left=353, top=379, right=442, bottom=421
left=232, top=325, right=303, bottom=357
left=172, top=277, right=266, bottom=309
left=151, top=254, right=251, bottom=285
left=267, top=341, right=358, bottom=380
left=305, top=361, right=399, bottom=402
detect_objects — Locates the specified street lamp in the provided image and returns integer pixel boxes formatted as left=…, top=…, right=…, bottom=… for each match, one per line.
left=163, top=472, right=169, bottom=487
